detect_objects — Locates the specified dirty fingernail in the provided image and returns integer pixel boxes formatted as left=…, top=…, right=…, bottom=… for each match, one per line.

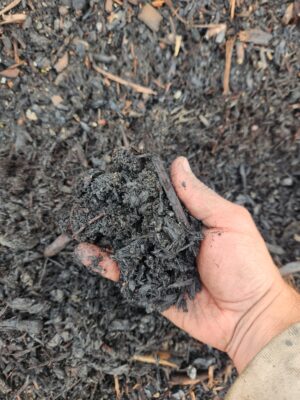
left=181, top=157, right=191, bottom=173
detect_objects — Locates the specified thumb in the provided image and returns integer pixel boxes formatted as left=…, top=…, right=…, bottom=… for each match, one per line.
left=170, top=157, right=238, bottom=228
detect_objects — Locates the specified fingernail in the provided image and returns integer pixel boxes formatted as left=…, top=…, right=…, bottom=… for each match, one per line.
left=181, top=157, right=191, bottom=173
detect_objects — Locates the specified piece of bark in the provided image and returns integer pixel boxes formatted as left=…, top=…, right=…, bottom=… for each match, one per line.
left=152, top=155, right=190, bottom=229
left=138, top=4, right=162, bottom=32
left=239, top=29, right=272, bottom=45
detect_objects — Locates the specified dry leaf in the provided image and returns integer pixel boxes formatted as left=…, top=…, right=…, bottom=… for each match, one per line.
left=54, top=52, right=69, bottom=73
left=239, top=29, right=272, bottom=45
left=138, top=4, right=162, bottom=32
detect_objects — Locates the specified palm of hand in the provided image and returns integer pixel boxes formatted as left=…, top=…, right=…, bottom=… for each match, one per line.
left=163, top=219, right=277, bottom=352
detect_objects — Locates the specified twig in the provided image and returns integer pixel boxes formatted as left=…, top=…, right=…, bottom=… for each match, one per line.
left=230, top=0, right=236, bottom=20
left=93, top=64, right=157, bottom=95
left=44, top=233, right=72, bottom=257
left=132, top=354, right=179, bottom=369
left=169, top=373, right=207, bottom=386
left=73, top=212, right=105, bottom=239
left=0, top=0, right=21, bottom=17
left=114, top=376, right=121, bottom=400
left=0, top=13, right=26, bottom=25
left=223, top=37, right=235, bottom=95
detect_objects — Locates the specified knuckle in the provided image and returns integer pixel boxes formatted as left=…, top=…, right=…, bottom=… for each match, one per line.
left=234, top=205, right=251, bottom=220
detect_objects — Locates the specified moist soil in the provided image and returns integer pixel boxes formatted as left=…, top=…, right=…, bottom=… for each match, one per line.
left=0, top=1, right=299, bottom=399
left=66, top=149, right=201, bottom=312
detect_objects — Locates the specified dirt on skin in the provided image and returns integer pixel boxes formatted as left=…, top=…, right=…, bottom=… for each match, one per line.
left=66, top=149, right=201, bottom=312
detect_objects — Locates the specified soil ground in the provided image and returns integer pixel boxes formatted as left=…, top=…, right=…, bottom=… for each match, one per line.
left=0, top=1, right=299, bottom=399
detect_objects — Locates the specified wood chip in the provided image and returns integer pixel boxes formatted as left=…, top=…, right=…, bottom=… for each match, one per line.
left=138, top=4, right=162, bottom=32
left=93, top=64, right=157, bottom=95
left=44, top=233, right=72, bottom=257
left=0, top=13, right=26, bottom=25
left=132, top=354, right=179, bottom=369
left=239, top=29, right=272, bottom=45
left=280, top=261, right=300, bottom=277
left=174, top=35, right=182, bottom=57
left=152, top=155, right=190, bottom=229
left=169, top=373, right=207, bottom=386
left=54, top=52, right=69, bottom=73
left=0, top=0, right=21, bottom=17
left=206, top=23, right=227, bottom=39
left=152, top=0, right=165, bottom=7
left=114, top=376, right=121, bottom=400
left=51, top=95, right=63, bottom=107
left=223, top=37, right=235, bottom=95
left=236, top=41, right=245, bottom=65
left=230, top=0, right=236, bottom=20
left=105, top=0, right=113, bottom=13
left=0, top=66, right=20, bottom=78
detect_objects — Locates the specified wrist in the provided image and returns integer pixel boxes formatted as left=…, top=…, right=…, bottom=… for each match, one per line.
left=227, top=281, right=300, bottom=372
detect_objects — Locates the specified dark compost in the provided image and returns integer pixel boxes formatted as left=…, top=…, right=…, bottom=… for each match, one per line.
left=67, top=149, right=201, bottom=312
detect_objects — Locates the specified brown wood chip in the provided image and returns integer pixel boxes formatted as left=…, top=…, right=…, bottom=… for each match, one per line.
left=54, top=52, right=69, bottom=73
left=239, top=29, right=272, bottom=45
left=0, top=66, right=20, bottom=78
left=0, top=13, right=26, bottom=25
left=138, top=4, right=162, bottom=32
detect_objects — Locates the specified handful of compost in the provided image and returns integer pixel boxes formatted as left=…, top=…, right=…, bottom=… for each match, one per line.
left=66, top=150, right=201, bottom=312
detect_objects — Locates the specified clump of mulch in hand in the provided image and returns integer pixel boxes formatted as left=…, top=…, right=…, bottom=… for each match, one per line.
left=66, top=149, right=201, bottom=312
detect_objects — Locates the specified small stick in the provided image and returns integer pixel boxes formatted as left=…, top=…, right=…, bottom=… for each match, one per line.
left=0, top=0, right=21, bottom=17
left=223, top=37, right=235, bottom=95
left=230, top=0, right=236, bottom=20
left=114, top=376, right=121, bottom=400
left=73, top=212, right=105, bottom=239
left=0, top=13, right=26, bottom=25
left=93, top=64, right=157, bottom=95
left=44, top=233, right=72, bottom=257
left=132, top=354, right=179, bottom=369
left=152, top=155, right=190, bottom=229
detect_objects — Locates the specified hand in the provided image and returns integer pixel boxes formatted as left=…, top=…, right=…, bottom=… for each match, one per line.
left=75, top=157, right=300, bottom=372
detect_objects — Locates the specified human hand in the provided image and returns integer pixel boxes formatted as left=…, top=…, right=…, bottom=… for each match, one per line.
left=75, top=157, right=300, bottom=372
